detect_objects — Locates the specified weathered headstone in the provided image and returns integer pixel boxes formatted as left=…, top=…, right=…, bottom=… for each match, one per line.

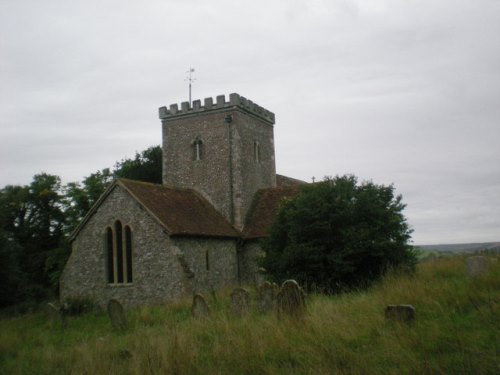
left=276, top=280, right=306, bottom=319
left=46, top=302, right=65, bottom=327
left=466, top=256, right=490, bottom=278
left=385, top=304, right=415, bottom=325
left=257, top=281, right=278, bottom=313
left=191, top=293, right=211, bottom=318
left=255, top=267, right=267, bottom=287
left=107, top=299, right=128, bottom=330
left=230, top=287, right=251, bottom=317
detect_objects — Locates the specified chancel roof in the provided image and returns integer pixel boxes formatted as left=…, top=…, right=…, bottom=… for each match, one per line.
left=242, top=184, right=303, bottom=239
left=119, top=179, right=240, bottom=238
left=69, top=176, right=305, bottom=242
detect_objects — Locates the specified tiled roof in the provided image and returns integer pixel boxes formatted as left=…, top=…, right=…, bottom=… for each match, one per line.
left=69, top=175, right=306, bottom=242
left=119, top=179, right=240, bottom=238
left=243, top=185, right=303, bottom=239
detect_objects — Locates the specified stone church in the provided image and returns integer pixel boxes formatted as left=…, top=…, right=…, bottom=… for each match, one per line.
left=60, top=93, right=305, bottom=308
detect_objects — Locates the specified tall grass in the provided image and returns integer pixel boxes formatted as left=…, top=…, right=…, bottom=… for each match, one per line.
left=1, top=255, right=498, bottom=374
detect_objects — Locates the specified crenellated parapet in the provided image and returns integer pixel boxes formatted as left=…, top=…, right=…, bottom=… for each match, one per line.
left=159, top=93, right=275, bottom=125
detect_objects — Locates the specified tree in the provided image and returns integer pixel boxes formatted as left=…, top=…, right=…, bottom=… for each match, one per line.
left=113, top=145, right=162, bottom=183
left=0, top=230, right=24, bottom=307
left=64, top=168, right=113, bottom=233
left=261, top=175, right=416, bottom=293
left=0, top=174, right=67, bottom=300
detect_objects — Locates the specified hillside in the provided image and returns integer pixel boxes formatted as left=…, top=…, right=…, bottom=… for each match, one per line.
left=0, top=255, right=498, bottom=375
left=417, top=241, right=500, bottom=254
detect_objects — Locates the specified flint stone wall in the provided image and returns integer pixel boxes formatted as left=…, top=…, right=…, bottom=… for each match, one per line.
left=172, top=237, right=238, bottom=293
left=162, top=94, right=277, bottom=230
left=239, top=240, right=265, bottom=285
left=60, top=185, right=238, bottom=309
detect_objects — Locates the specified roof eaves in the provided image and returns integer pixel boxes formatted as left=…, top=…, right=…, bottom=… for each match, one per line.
left=116, top=179, right=174, bottom=236
left=68, top=180, right=119, bottom=243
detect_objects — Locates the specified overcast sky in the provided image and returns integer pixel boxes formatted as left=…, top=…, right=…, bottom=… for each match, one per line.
left=1, top=0, right=499, bottom=245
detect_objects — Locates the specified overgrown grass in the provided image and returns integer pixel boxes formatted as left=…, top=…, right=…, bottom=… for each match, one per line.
left=1, top=255, right=498, bottom=374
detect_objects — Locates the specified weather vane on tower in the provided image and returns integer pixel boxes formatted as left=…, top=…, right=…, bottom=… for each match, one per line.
left=185, top=67, right=196, bottom=106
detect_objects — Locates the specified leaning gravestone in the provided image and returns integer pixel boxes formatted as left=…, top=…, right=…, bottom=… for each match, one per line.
left=46, top=302, right=65, bottom=327
left=107, top=299, right=128, bottom=330
left=385, top=304, right=415, bottom=325
left=230, top=287, right=251, bottom=317
left=191, top=293, right=211, bottom=318
left=276, top=280, right=306, bottom=319
left=466, top=256, right=490, bottom=278
left=257, top=281, right=278, bottom=313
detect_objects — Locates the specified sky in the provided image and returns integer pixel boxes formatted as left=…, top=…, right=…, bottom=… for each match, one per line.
left=1, top=0, right=499, bottom=245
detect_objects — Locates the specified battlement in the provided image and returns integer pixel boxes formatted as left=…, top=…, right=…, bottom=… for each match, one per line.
left=158, top=93, right=275, bottom=125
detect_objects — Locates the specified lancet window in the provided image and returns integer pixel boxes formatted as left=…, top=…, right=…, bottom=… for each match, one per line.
left=106, top=220, right=133, bottom=284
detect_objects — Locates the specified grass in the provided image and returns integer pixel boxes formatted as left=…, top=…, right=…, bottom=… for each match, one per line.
left=0, top=255, right=498, bottom=374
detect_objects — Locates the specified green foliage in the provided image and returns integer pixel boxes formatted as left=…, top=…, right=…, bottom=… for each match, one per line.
left=0, top=174, right=66, bottom=302
left=0, top=146, right=162, bottom=309
left=113, top=145, right=162, bottom=184
left=0, top=231, right=24, bottom=307
left=262, top=175, right=416, bottom=292
left=64, top=168, right=113, bottom=233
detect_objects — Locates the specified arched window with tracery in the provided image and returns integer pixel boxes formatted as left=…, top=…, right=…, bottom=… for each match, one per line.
left=106, top=220, right=133, bottom=285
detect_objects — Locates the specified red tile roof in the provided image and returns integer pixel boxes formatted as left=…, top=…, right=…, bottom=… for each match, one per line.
left=119, top=179, right=240, bottom=238
left=69, top=175, right=306, bottom=242
left=243, top=185, right=303, bottom=239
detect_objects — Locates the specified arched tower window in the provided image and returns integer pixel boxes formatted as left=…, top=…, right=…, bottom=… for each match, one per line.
left=106, top=221, right=133, bottom=285
left=193, top=138, right=203, bottom=161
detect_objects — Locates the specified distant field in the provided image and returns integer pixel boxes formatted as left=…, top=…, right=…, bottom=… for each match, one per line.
left=1, top=255, right=498, bottom=375
left=416, top=242, right=500, bottom=260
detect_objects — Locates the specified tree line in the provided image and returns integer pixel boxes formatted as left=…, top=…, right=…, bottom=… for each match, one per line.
left=1, top=144, right=416, bottom=309
left=0, top=146, right=161, bottom=309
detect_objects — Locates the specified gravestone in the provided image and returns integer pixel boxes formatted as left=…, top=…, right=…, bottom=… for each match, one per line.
left=230, top=287, right=251, bottom=317
left=257, top=281, right=278, bottom=313
left=46, top=302, right=65, bottom=327
left=107, top=299, right=128, bottom=330
left=191, top=293, right=211, bottom=318
left=276, top=280, right=306, bottom=319
left=385, top=304, right=415, bottom=325
left=466, top=256, right=489, bottom=278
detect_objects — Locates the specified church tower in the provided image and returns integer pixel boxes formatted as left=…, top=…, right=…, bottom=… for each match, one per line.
left=159, top=93, right=277, bottom=230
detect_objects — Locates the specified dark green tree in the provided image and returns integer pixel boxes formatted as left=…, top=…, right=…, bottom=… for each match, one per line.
left=0, top=174, right=67, bottom=300
left=64, top=168, right=113, bottom=233
left=0, top=230, right=24, bottom=307
left=113, top=145, right=162, bottom=183
left=261, top=175, right=416, bottom=292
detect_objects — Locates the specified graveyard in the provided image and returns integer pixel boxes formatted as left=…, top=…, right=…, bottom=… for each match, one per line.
left=0, top=254, right=498, bottom=374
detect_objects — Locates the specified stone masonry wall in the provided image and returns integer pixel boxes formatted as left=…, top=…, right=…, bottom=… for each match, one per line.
left=161, top=93, right=276, bottom=230
left=230, top=110, right=276, bottom=229
left=60, top=185, right=188, bottom=309
left=172, top=237, right=238, bottom=293
left=162, top=111, right=234, bottom=222
left=239, top=240, right=265, bottom=285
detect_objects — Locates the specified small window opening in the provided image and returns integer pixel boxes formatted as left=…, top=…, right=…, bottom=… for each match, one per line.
left=205, top=250, right=210, bottom=271
left=254, top=141, right=260, bottom=163
left=194, top=139, right=203, bottom=161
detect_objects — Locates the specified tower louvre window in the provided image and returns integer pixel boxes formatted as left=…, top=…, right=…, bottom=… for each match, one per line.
left=106, top=220, right=133, bottom=285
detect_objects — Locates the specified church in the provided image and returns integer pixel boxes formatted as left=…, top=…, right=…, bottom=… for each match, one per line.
left=60, top=93, right=305, bottom=308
